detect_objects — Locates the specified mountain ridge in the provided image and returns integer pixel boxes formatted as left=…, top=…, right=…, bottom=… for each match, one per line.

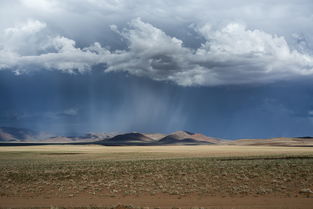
left=2, top=127, right=313, bottom=147
left=0, top=127, right=221, bottom=145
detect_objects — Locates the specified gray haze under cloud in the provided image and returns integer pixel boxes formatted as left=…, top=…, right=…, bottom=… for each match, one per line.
left=1, top=0, right=313, bottom=138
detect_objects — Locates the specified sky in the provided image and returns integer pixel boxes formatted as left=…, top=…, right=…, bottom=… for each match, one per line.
left=1, top=0, right=313, bottom=139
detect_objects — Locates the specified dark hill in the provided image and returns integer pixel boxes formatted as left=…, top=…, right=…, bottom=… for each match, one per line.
left=100, top=132, right=155, bottom=145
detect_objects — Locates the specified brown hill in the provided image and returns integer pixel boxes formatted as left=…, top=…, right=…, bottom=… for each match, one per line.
left=100, top=132, right=155, bottom=145
left=158, top=131, right=220, bottom=145
left=144, top=133, right=166, bottom=140
left=226, top=137, right=313, bottom=146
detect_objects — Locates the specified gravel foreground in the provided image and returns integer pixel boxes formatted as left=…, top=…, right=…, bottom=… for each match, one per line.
left=1, top=145, right=313, bottom=209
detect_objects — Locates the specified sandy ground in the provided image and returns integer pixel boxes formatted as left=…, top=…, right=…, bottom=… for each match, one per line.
left=1, top=195, right=313, bottom=209
left=1, top=145, right=313, bottom=208
left=1, top=145, right=313, bottom=159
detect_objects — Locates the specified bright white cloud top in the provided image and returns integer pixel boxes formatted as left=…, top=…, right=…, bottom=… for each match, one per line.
left=1, top=0, right=313, bottom=86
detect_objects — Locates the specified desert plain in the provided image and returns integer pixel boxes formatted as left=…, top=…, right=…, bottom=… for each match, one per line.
left=1, top=145, right=313, bottom=209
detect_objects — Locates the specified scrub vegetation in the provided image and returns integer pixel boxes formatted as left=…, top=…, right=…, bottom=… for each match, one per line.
left=1, top=145, right=313, bottom=208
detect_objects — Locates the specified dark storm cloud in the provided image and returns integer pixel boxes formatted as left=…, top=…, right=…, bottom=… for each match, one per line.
left=2, top=0, right=313, bottom=138
left=0, top=70, right=187, bottom=136
left=1, top=0, right=313, bottom=86
left=2, top=70, right=313, bottom=138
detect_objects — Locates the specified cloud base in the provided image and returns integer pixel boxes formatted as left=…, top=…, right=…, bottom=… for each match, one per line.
left=1, top=1, right=313, bottom=86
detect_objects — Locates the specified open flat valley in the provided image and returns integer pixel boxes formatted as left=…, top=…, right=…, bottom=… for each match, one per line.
left=1, top=145, right=313, bottom=209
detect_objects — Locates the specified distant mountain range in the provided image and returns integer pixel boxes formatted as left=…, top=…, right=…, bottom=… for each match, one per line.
left=1, top=126, right=313, bottom=147
left=99, top=131, right=221, bottom=146
left=0, top=127, right=40, bottom=142
left=0, top=127, right=221, bottom=145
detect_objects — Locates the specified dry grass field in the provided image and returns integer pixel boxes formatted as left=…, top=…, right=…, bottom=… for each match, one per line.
left=1, top=145, right=313, bottom=209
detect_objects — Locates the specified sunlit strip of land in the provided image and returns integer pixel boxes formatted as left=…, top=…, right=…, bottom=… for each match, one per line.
left=1, top=145, right=313, bottom=161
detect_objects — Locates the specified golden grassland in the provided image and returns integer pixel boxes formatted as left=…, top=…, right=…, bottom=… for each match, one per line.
left=1, top=145, right=313, bottom=209
left=1, top=145, right=313, bottom=160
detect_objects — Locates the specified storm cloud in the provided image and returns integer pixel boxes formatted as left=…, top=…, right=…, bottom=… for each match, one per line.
left=2, top=0, right=313, bottom=138
left=1, top=0, right=313, bottom=86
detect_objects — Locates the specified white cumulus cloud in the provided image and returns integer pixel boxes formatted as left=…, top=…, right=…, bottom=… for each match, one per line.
left=1, top=18, right=313, bottom=86
left=106, top=19, right=313, bottom=86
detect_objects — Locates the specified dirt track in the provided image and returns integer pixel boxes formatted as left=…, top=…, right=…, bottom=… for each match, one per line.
left=1, top=195, right=313, bottom=209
